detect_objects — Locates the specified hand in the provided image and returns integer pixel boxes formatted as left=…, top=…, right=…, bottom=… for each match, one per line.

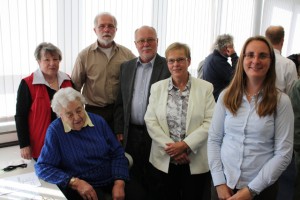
left=165, top=141, right=189, bottom=157
left=71, top=178, right=98, bottom=200
left=116, top=134, right=124, bottom=143
left=172, top=152, right=190, bottom=164
left=228, top=187, right=252, bottom=200
left=112, top=180, right=125, bottom=200
left=20, top=146, right=32, bottom=160
left=215, top=184, right=233, bottom=200
left=226, top=46, right=236, bottom=57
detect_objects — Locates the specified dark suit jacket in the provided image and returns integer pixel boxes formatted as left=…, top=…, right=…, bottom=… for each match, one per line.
left=114, top=54, right=171, bottom=148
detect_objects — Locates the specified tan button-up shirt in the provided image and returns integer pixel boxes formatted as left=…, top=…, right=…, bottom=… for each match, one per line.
left=72, top=41, right=135, bottom=107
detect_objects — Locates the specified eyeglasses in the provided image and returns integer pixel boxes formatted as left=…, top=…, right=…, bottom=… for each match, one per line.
left=64, top=108, right=84, bottom=120
left=244, top=52, right=270, bottom=60
left=135, top=38, right=157, bottom=45
left=97, top=24, right=116, bottom=30
left=167, top=57, right=188, bottom=65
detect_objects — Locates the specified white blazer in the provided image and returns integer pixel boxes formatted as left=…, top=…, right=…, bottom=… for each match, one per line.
left=144, top=76, right=215, bottom=174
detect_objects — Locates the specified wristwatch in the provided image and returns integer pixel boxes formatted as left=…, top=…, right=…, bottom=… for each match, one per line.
left=247, top=186, right=258, bottom=198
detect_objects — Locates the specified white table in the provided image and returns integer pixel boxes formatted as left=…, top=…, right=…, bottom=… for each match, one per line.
left=0, top=146, right=67, bottom=199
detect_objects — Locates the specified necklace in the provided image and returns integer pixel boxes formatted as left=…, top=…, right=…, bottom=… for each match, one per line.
left=47, top=77, right=57, bottom=85
left=245, top=90, right=261, bottom=97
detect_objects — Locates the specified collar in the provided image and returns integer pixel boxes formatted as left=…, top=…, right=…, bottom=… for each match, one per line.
left=91, top=40, right=118, bottom=52
left=62, top=111, right=94, bottom=133
left=136, top=55, right=157, bottom=66
left=32, top=68, right=71, bottom=87
left=274, top=49, right=281, bottom=55
left=168, top=73, right=192, bottom=91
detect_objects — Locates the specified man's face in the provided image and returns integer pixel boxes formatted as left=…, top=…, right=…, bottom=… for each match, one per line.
left=134, top=27, right=158, bottom=63
left=94, top=15, right=117, bottom=47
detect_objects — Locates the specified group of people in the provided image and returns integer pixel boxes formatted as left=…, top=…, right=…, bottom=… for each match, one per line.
left=14, top=11, right=299, bottom=200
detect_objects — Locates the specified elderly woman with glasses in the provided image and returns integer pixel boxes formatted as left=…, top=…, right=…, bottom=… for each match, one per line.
left=207, top=36, right=294, bottom=200
left=144, top=42, right=215, bottom=200
left=35, top=87, right=129, bottom=200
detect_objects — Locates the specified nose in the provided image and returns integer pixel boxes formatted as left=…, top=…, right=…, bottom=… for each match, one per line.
left=252, top=55, right=261, bottom=63
left=73, top=113, right=81, bottom=121
left=49, top=59, right=56, bottom=65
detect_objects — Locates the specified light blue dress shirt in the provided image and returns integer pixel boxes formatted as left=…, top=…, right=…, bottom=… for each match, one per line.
left=208, top=91, right=294, bottom=193
left=130, top=57, right=155, bottom=125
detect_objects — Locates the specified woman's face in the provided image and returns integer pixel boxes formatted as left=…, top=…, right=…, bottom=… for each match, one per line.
left=60, top=100, right=86, bottom=131
left=167, top=49, right=190, bottom=79
left=38, top=51, right=60, bottom=78
left=243, top=40, right=271, bottom=81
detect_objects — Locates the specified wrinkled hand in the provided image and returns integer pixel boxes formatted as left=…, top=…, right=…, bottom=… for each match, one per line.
left=216, top=184, right=233, bottom=200
left=112, top=180, right=125, bottom=200
left=227, top=187, right=252, bottom=200
left=165, top=141, right=189, bottom=157
left=20, top=146, right=32, bottom=160
left=172, top=152, right=190, bottom=164
left=72, top=179, right=98, bottom=200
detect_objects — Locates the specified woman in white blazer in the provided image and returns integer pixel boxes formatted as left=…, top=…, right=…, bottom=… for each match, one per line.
left=144, top=42, right=215, bottom=200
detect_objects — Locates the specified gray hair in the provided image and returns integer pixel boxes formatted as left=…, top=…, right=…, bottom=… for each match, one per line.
left=134, top=26, right=157, bottom=40
left=34, top=42, right=62, bottom=61
left=51, top=88, right=86, bottom=116
left=213, top=34, right=234, bottom=51
left=94, top=12, right=118, bottom=28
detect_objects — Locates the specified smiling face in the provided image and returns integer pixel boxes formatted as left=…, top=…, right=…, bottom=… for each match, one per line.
left=166, top=49, right=190, bottom=79
left=38, top=51, right=60, bottom=78
left=60, top=100, right=86, bottom=131
left=134, top=26, right=158, bottom=63
left=243, top=40, right=271, bottom=81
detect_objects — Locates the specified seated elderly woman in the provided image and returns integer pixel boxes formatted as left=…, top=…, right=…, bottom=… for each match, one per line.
left=35, top=87, right=129, bottom=200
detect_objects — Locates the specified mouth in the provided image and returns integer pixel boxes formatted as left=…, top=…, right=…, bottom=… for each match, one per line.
left=102, top=34, right=111, bottom=38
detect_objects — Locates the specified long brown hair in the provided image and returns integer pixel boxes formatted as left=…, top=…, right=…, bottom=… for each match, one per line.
left=223, top=36, right=278, bottom=117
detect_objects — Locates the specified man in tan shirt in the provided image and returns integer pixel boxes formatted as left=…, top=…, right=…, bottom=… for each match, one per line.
left=72, top=12, right=135, bottom=130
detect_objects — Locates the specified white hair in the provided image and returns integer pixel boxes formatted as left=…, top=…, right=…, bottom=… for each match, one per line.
left=51, top=88, right=86, bottom=116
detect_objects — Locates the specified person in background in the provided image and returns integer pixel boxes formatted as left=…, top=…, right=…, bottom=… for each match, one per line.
left=71, top=12, right=135, bottom=131
left=197, top=59, right=205, bottom=79
left=15, top=42, right=73, bottom=160
left=35, top=87, right=129, bottom=200
left=203, top=34, right=238, bottom=101
left=265, top=25, right=297, bottom=94
left=290, top=80, right=300, bottom=200
left=265, top=25, right=298, bottom=200
left=114, top=25, right=170, bottom=199
left=287, top=53, right=300, bottom=78
left=144, top=42, right=215, bottom=200
left=208, top=36, right=294, bottom=200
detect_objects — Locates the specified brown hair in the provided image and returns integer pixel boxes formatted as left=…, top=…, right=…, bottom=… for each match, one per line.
left=223, top=36, right=278, bottom=117
left=265, top=25, right=284, bottom=45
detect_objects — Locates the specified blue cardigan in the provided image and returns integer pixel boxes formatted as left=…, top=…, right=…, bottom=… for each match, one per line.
left=35, top=112, right=129, bottom=188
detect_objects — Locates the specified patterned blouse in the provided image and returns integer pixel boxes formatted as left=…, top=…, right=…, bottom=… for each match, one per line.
left=166, top=75, right=191, bottom=142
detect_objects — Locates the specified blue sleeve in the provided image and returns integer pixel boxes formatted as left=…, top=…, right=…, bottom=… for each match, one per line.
left=34, top=122, right=71, bottom=188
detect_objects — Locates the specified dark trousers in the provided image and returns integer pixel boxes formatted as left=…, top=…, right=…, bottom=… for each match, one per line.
left=59, top=185, right=112, bottom=200
left=211, top=181, right=278, bottom=200
left=277, top=154, right=296, bottom=200
left=85, top=104, right=114, bottom=131
left=149, top=163, right=211, bottom=200
left=125, top=123, right=152, bottom=200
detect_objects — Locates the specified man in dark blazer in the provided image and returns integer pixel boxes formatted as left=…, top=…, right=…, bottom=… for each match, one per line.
left=114, top=26, right=170, bottom=200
